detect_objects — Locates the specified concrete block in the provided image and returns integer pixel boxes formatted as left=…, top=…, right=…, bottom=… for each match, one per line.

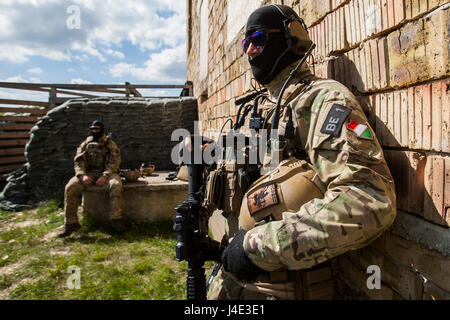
left=358, top=244, right=424, bottom=299
left=336, top=256, right=403, bottom=299
left=384, top=231, right=450, bottom=292
left=423, top=280, right=450, bottom=300
left=82, top=172, right=188, bottom=223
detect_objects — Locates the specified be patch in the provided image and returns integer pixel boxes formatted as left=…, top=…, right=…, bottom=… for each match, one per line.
left=320, top=104, right=352, bottom=137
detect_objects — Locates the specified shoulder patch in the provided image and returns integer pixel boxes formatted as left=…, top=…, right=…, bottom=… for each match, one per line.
left=320, top=104, right=352, bottom=137
left=247, top=184, right=279, bottom=215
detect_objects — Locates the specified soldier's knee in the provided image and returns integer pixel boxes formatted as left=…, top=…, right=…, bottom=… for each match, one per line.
left=65, top=177, right=82, bottom=195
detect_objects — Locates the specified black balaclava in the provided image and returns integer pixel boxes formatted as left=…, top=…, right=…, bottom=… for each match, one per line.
left=245, top=5, right=302, bottom=85
left=89, top=120, right=104, bottom=141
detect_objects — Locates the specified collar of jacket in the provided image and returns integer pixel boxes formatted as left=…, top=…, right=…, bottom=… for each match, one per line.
left=262, top=61, right=313, bottom=104
left=86, top=135, right=107, bottom=144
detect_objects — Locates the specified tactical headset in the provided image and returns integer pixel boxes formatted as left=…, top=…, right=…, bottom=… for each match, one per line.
left=270, top=4, right=313, bottom=56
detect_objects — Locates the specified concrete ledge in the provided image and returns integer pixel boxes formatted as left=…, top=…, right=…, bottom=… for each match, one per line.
left=82, top=172, right=187, bottom=223
left=388, top=210, right=450, bottom=257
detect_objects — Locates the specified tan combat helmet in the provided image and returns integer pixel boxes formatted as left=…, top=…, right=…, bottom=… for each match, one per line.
left=239, top=158, right=324, bottom=230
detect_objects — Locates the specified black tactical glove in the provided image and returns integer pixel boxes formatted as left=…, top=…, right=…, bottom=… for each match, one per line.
left=221, top=229, right=267, bottom=282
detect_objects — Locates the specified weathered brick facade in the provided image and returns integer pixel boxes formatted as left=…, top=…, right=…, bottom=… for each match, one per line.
left=186, top=0, right=449, bottom=299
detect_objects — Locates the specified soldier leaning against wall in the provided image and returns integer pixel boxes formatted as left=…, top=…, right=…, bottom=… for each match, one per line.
left=207, top=4, right=397, bottom=300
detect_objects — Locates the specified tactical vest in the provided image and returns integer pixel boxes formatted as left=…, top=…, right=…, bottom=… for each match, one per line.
left=84, top=139, right=109, bottom=174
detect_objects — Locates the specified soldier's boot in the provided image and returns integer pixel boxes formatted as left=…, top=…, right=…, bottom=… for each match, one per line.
left=58, top=223, right=81, bottom=238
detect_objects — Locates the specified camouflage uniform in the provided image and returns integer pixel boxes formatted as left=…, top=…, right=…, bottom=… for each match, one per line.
left=64, top=135, right=123, bottom=225
left=207, top=62, right=396, bottom=299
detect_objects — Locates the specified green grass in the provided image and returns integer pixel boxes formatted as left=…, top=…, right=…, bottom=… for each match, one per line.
left=0, top=201, right=214, bottom=300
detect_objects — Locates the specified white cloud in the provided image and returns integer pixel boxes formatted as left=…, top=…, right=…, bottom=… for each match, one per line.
left=27, top=67, right=43, bottom=74
left=109, top=44, right=186, bottom=82
left=0, top=0, right=186, bottom=66
left=71, top=78, right=92, bottom=84
left=104, top=49, right=125, bottom=60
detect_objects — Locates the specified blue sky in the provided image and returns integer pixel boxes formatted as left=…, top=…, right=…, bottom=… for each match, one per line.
left=0, top=0, right=187, bottom=101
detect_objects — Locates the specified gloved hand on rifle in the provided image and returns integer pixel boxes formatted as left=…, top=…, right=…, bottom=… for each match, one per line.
left=221, top=229, right=268, bottom=282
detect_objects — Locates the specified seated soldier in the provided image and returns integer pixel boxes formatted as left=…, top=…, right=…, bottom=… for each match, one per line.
left=58, top=120, right=125, bottom=237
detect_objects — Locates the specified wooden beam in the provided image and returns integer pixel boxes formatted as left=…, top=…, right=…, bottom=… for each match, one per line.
left=0, top=116, right=40, bottom=123
left=0, top=107, right=47, bottom=115
left=0, top=123, right=34, bottom=131
left=0, top=99, right=48, bottom=107
left=0, top=163, right=25, bottom=174
left=0, top=132, right=30, bottom=139
left=55, top=89, right=98, bottom=98
left=0, top=155, right=26, bottom=165
left=0, top=82, right=190, bottom=89
left=0, top=148, right=25, bottom=156
left=0, top=139, right=29, bottom=147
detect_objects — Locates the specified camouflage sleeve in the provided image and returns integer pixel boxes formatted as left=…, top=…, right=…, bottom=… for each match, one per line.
left=243, top=86, right=397, bottom=271
left=73, top=140, right=87, bottom=177
left=103, top=140, right=121, bottom=177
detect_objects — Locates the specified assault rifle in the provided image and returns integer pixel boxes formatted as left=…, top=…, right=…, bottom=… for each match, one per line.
left=173, top=135, right=222, bottom=300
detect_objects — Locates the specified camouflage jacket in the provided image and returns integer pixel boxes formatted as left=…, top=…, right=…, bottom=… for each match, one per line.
left=74, top=135, right=121, bottom=178
left=243, top=63, right=397, bottom=271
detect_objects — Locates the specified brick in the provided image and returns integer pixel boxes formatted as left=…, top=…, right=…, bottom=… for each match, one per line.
left=364, top=42, right=374, bottom=90
left=384, top=150, right=426, bottom=215
left=344, top=3, right=352, bottom=46
left=299, top=0, right=332, bottom=27
left=393, top=90, right=402, bottom=146
left=378, top=37, right=388, bottom=88
left=381, top=0, right=389, bottom=30
left=387, top=0, right=395, bottom=27
left=359, top=0, right=367, bottom=39
left=394, top=0, right=405, bottom=25
left=338, top=6, right=346, bottom=49
left=399, top=89, right=409, bottom=146
left=414, top=85, right=424, bottom=150
left=370, top=38, right=381, bottom=89
left=431, top=81, right=443, bottom=151
left=422, top=84, right=432, bottom=150
left=442, top=81, right=449, bottom=153
left=424, top=7, right=450, bottom=81
left=407, top=87, right=416, bottom=148
left=387, top=91, right=396, bottom=146
left=424, top=155, right=448, bottom=226
left=387, top=19, right=427, bottom=87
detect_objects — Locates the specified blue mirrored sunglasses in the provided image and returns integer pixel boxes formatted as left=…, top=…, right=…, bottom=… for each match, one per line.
left=242, top=29, right=282, bottom=52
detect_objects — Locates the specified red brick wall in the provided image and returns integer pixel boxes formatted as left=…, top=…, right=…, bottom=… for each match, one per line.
left=186, top=0, right=449, bottom=299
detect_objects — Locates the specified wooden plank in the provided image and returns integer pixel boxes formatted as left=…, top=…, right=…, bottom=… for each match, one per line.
left=0, top=163, right=24, bottom=174
left=0, top=132, right=30, bottom=139
left=0, top=155, right=26, bottom=165
left=0, top=99, right=48, bottom=107
left=0, top=148, right=24, bottom=156
left=0, top=107, right=47, bottom=115
left=0, top=123, right=34, bottom=131
left=55, top=89, right=98, bottom=98
left=0, top=116, right=40, bottom=123
left=0, top=139, right=29, bottom=147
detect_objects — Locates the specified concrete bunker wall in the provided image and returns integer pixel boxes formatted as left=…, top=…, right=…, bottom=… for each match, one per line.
left=25, top=97, right=197, bottom=200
